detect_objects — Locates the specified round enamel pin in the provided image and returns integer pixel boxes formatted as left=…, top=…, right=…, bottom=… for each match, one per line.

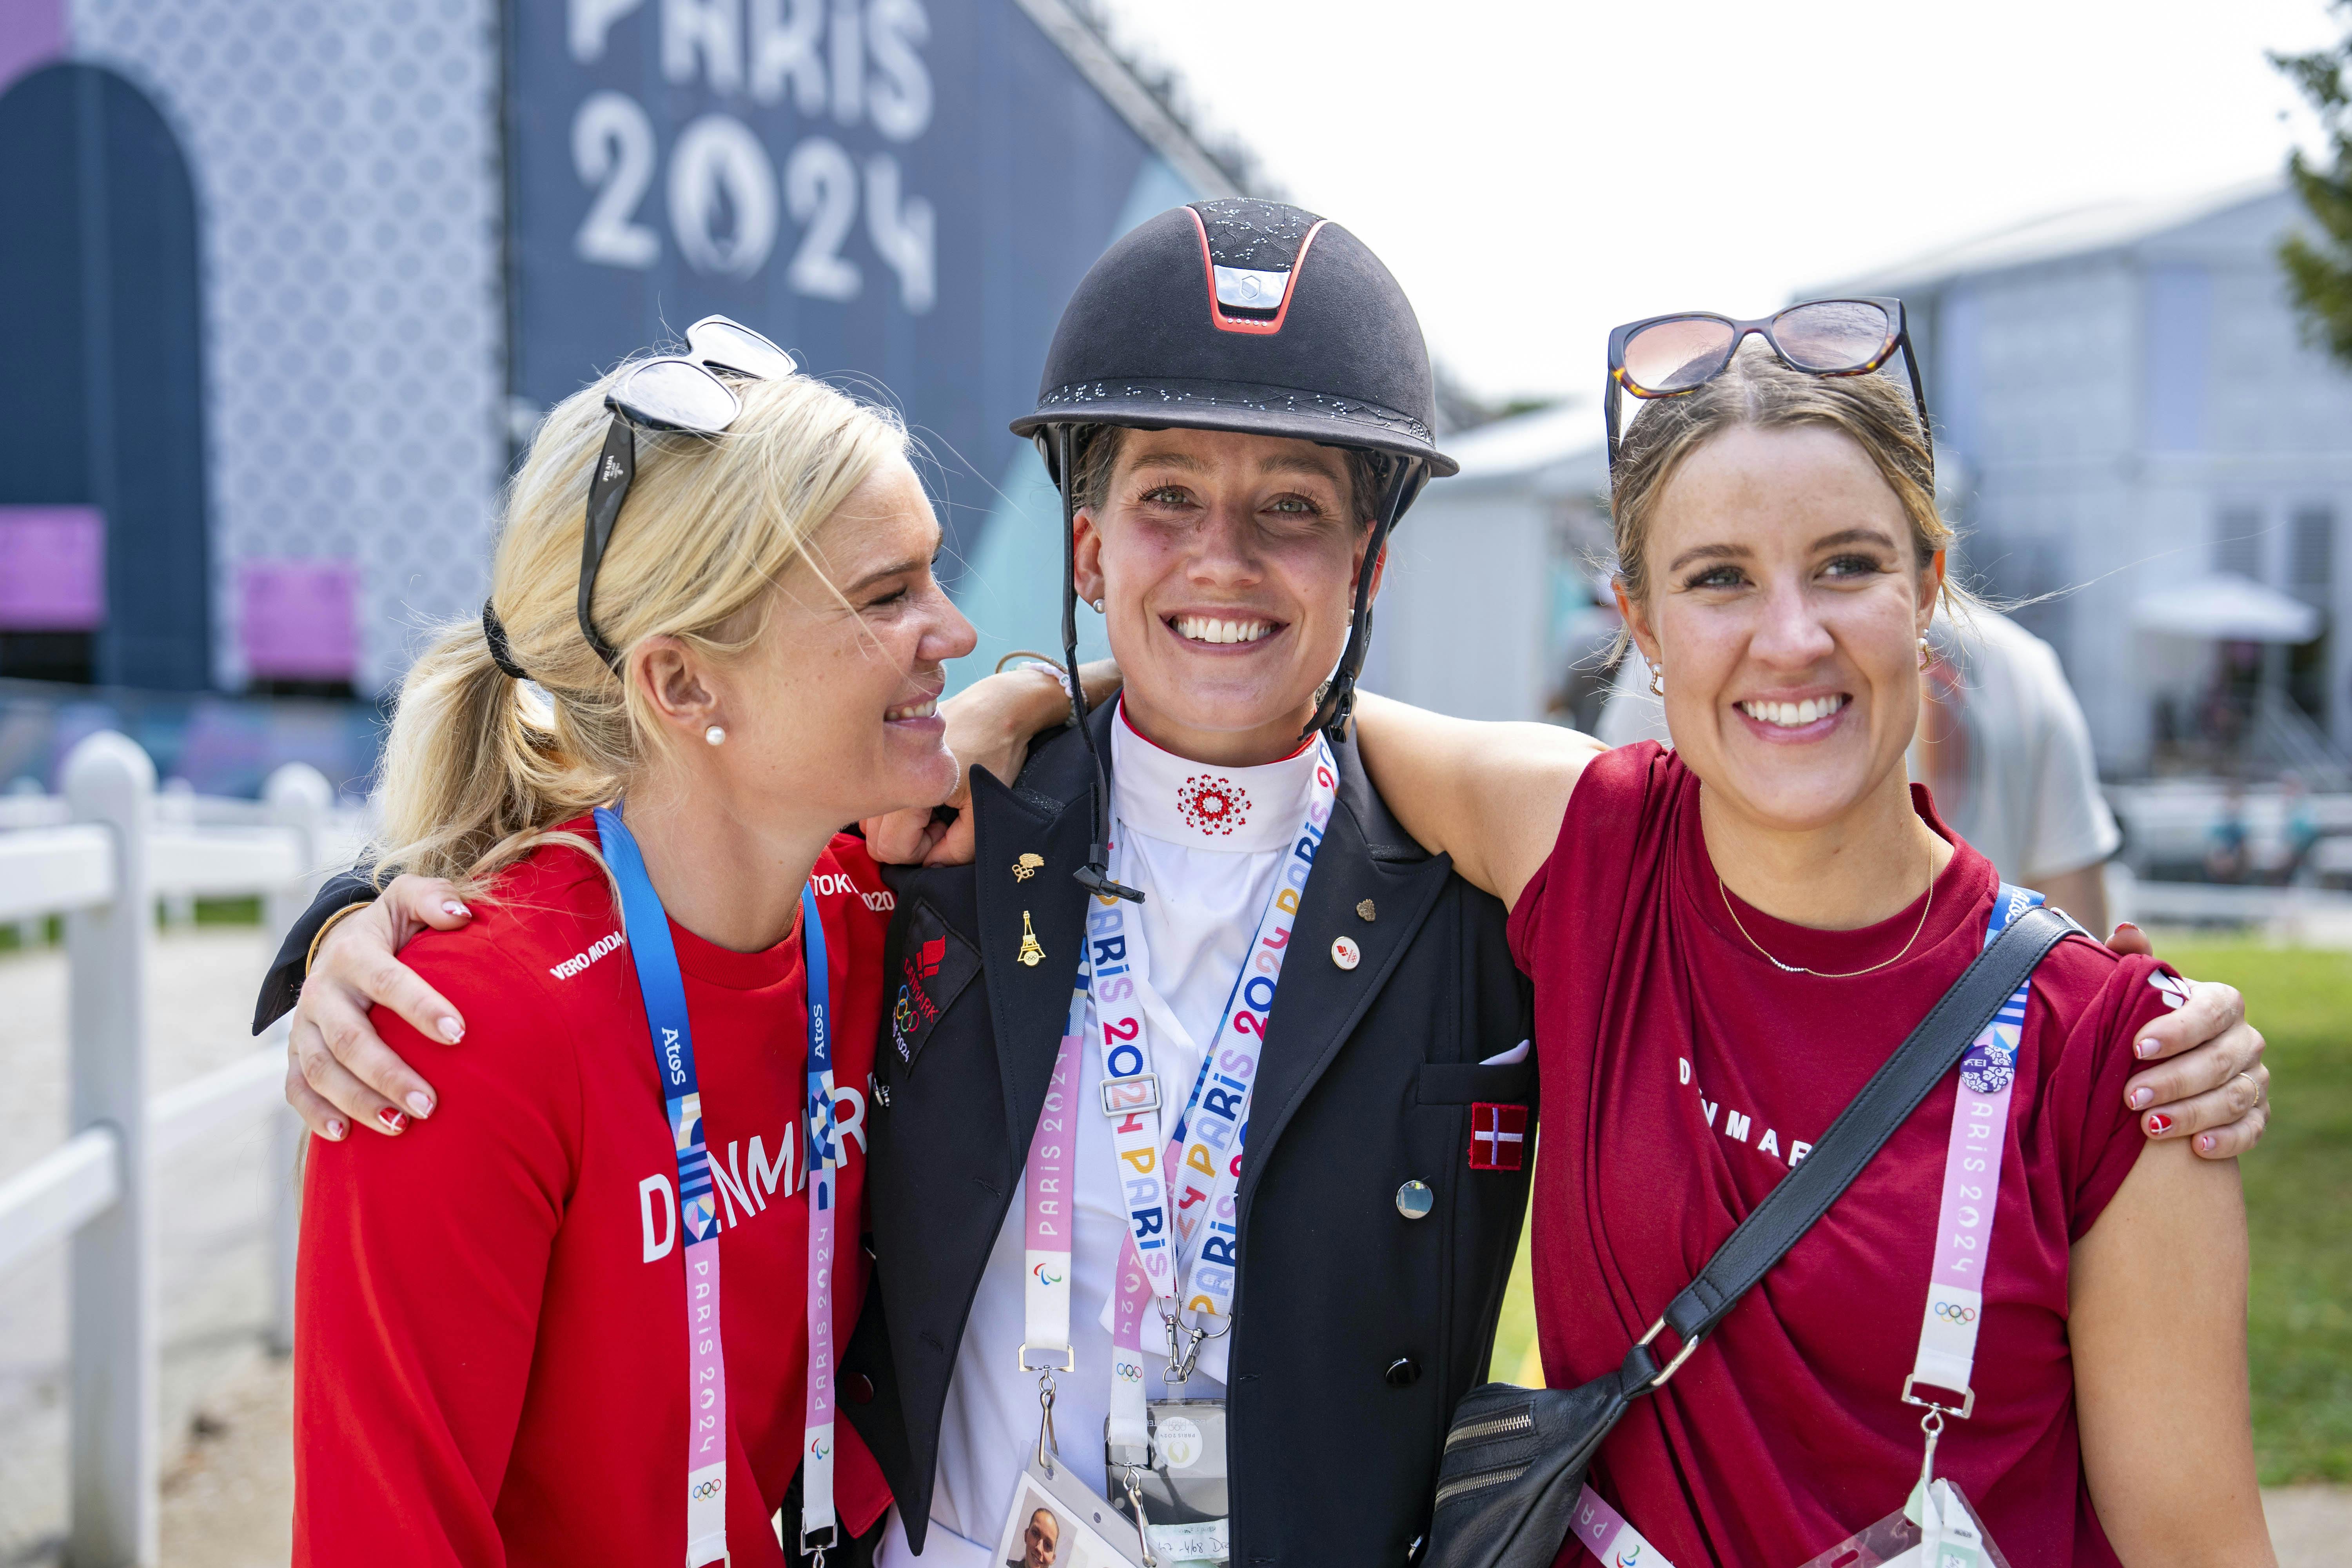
left=1330, top=935, right=1361, bottom=971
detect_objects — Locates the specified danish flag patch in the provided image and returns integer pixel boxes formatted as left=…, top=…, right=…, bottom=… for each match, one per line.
left=1468, top=1102, right=1527, bottom=1171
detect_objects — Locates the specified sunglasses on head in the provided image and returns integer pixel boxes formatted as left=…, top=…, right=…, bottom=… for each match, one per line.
left=575, top=315, right=799, bottom=671
left=1602, top=296, right=1931, bottom=474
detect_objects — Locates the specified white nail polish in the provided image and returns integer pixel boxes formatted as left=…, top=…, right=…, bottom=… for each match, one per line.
left=438, top=1017, right=464, bottom=1043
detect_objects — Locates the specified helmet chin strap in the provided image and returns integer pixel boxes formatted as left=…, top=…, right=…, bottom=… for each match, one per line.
left=1300, top=456, right=1426, bottom=744
left=1055, top=423, right=1146, bottom=906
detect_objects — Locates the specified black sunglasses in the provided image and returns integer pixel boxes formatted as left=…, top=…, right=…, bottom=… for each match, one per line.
left=1602, top=296, right=1931, bottom=475
left=575, top=315, right=799, bottom=670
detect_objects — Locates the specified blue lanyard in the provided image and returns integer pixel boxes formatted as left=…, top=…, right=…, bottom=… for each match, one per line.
left=593, top=805, right=838, bottom=1563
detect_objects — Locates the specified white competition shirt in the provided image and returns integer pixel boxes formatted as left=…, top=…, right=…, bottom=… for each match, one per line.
left=876, top=703, right=1326, bottom=1568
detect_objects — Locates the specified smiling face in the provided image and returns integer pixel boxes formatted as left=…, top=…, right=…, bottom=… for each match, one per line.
left=1072, top=426, right=1383, bottom=766
left=695, top=456, right=975, bottom=826
left=1618, top=422, right=1942, bottom=835
left=1022, top=1508, right=1060, bottom=1567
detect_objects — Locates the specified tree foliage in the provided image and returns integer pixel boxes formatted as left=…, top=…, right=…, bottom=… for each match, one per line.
left=2274, top=8, right=2352, bottom=367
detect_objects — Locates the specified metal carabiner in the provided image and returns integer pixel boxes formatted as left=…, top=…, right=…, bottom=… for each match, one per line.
left=1120, top=1463, right=1160, bottom=1568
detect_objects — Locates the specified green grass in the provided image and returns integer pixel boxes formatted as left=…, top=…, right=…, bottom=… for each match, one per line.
left=2173, top=942, right=2352, bottom=1485
left=1489, top=940, right=2352, bottom=1484
left=0, top=896, right=264, bottom=954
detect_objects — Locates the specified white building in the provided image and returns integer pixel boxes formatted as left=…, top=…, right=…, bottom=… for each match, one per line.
left=1830, top=179, right=2352, bottom=777
left=1380, top=180, right=2352, bottom=783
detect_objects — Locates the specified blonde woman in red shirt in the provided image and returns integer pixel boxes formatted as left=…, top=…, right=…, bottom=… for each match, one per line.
left=1352, top=319, right=2270, bottom=1565
left=292, top=321, right=973, bottom=1567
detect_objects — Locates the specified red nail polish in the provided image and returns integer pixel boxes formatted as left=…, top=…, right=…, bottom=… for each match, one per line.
left=2147, top=1113, right=2173, bottom=1135
left=378, top=1108, right=408, bottom=1132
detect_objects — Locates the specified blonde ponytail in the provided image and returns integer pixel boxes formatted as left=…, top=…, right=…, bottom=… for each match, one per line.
left=370, top=358, right=908, bottom=893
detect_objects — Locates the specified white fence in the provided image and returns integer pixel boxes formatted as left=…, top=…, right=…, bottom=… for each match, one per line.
left=0, top=731, right=368, bottom=1568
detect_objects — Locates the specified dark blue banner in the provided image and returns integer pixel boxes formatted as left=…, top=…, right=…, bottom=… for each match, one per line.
left=507, top=0, right=1201, bottom=644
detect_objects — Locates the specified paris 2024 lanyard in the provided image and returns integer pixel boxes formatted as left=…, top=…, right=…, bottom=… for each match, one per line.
left=1014, top=734, right=1339, bottom=1566
left=1570, top=884, right=2044, bottom=1568
left=598, top=806, right=842, bottom=1568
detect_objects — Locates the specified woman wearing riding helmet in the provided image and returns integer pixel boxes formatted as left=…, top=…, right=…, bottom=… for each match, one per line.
left=289, top=323, right=973, bottom=1567
left=1352, top=312, right=2270, bottom=1564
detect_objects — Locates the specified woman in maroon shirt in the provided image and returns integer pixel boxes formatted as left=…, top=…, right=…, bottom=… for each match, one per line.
left=1354, top=337, right=2270, bottom=1565
left=293, top=334, right=976, bottom=1566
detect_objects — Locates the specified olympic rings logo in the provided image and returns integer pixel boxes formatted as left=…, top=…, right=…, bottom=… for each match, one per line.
left=691, top=1480, right=723, bottom=1500
left=1933, top=1301, right=1978, bottom=1323
left=1114, top=1359, right=1144, bottom=1381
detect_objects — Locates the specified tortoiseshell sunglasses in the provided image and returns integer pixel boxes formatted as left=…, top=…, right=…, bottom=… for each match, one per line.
left=1602, top=296, right=1931, bottom=474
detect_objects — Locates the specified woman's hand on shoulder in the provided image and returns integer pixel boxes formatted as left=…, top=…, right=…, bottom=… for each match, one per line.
left=283, top=876, right=474, bottom=1143
left=863, top=661, right=1118, bottom=867
left=2103, top=924, right=2269, bottom=1160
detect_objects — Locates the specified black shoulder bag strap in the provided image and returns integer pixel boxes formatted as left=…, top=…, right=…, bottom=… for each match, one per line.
left=1423, top=903, right=2080, bottom=1568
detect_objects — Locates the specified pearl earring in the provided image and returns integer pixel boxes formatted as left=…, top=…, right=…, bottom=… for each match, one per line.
left=1917, top=636, right=1932, bottom=671
left=1648, top=663, right=1664, bottom=698
left=1091, top=597, right=1105, bottom=613
left=704, top=725, right=726, bottom=746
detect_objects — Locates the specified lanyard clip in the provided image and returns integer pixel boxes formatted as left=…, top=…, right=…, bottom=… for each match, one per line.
left=1034, top=1368, right=1062, bottom=1468
left=1901, top=1373, right=1976, bottom=1419
left=1161, top=1307, right=1230, bottom=1385
left=1118, top=1463, right=1160, bottom=1568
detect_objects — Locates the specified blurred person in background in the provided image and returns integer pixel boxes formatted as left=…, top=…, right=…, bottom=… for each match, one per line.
left=290, top=326, right=971, bottom=1567
left=1602, top=605, right=2121, bottom=932
left=2276, top=772, right=2321, bottom=884
left=2207, top=782, right=2252, bottom=884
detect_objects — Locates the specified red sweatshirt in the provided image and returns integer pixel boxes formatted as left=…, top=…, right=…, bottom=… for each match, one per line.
left=294, top=822, right=894, bottom=1567
left=1511, top=747, right=2169, bottom=1567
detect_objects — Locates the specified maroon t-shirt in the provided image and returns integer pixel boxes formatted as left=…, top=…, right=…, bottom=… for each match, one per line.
left=1508, top=744, right=2177, bottom=1568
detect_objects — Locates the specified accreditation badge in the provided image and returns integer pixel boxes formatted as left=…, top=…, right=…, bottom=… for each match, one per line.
left=1103, top=1399, right=1230, bottom=1567
left=995, top=1445, right=1146, bottom=1568
left=1791, top=1478, right=2012, bottom=1568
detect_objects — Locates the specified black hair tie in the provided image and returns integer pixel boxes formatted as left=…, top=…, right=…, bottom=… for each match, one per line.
left=481, top=602, right=530, bottom=681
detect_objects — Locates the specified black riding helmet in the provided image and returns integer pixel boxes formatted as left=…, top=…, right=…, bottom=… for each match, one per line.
left=1012, top=198, right=1454, bottom=902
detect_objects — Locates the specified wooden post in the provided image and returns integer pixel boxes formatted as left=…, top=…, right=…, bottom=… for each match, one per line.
left=64, top=731, right=157, bottom=1568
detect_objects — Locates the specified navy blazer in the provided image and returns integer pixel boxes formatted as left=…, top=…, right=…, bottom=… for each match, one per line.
left=844, top=704, right=1535, bottom=1567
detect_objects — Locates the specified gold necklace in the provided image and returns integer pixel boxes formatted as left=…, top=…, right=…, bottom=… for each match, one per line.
left=1718, top=863, right=1936, bottom=979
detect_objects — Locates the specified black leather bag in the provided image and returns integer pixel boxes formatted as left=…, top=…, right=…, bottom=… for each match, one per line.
left=1423, top=905, right=2076, bottom=1568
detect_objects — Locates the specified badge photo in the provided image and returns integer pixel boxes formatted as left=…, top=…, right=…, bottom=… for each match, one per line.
left=993, top=1462, right=1145, bottom=1568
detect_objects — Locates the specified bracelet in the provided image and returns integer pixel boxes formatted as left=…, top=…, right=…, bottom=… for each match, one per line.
left=1020, top=660, right=1076, bottom=702
left=304, top=900, right=369, bottom=977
